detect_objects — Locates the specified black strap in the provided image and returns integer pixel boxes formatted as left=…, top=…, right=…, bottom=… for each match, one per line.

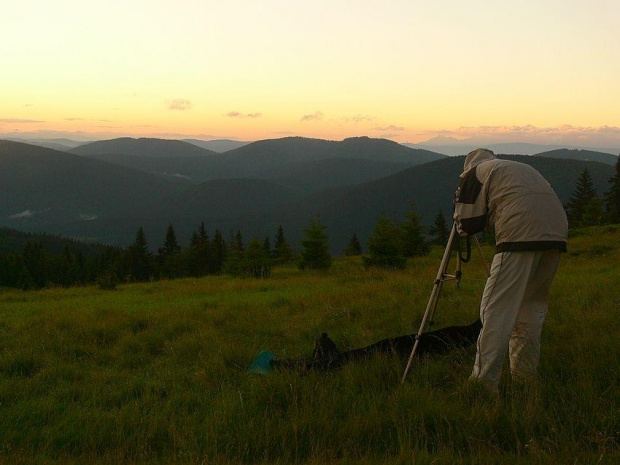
left=457, top=236, right=471, bottom=263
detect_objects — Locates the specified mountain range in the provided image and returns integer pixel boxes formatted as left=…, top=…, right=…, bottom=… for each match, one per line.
left=1, top=137, right=616, bottom=253
left=67, top=136, right=446, bottom=188
left=406, top=138, right=620, bottom=160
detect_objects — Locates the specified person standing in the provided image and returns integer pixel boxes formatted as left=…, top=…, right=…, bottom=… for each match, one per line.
left=454, top=148, right=568, bottom=394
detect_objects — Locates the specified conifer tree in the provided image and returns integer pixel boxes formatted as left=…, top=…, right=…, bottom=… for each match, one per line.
left=94, top=247, right=124, bottom=289
left=72, top=250, right=86, bottom=285
left=246, top=237, right=272, bottom=278
left=273, top=225, right=292, bottom=263
left=56, top=245, right=73, bottom=287
left=158, top=224, right=183, bottom=279
left=224, top=230, right=245, bottom=276
left=344, top=233, right=363, bottom=256
left=363, top=216, right=406, bottom=269
left=197, top=221, right=208, bottom=243
left=263, top=236, right=272, bottom=256
left=210, top=229, right=226, bottom=274
left=127, top=226, right=153, bottom=282
left=428, top=209, right=450, bottom=246
left=161, top=224, right=180, bottom=255
left=566, top=168, right=604, bottom=227
left=22, top=241, right=49, bottom=288
left=604, top=154, right=620, bottom=223
left=189, top=222, right=210, bottom=276
left=299, top=218, right=331, bottom=270
left=234, top=230, right=244, bottom=251
left=0, top=253, right=29, bottom=289
left=401, top=201, right=430, bottom=257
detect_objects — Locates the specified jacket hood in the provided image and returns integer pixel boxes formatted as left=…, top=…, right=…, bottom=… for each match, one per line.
left=461, top=148, right=496, bottom=178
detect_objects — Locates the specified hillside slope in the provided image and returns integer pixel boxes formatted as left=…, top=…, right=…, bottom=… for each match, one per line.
left=535, top=148, right=618, bottom=166
left=143, top=178, right=305, bottom=220
left=219, top=136, right=446, bottom=177
left=0, top=140, right=184, bottom=226
left=70, top=137, right=216, bottom=158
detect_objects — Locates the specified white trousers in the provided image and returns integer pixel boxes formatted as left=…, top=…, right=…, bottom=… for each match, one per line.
left=471, top=249, right=561, bottom=392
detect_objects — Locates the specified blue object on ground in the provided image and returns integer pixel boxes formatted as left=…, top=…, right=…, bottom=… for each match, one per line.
left=247, top=350, right=276, bottom=375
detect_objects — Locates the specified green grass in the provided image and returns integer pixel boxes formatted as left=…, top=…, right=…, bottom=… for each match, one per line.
left=1, top=226, right=619, bottom=463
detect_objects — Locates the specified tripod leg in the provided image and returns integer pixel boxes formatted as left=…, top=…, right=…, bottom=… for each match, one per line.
left=401, top=223, right=458, bottom=383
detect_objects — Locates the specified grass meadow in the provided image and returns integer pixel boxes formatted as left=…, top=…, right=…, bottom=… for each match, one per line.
left=0, top=225, right=619, bottom=464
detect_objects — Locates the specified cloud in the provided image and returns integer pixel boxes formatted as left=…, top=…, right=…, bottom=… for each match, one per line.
left=168, top=99, right=192, bottom=111
left=9, top=210, right=35, bottom=219
left=225, top=111, right=262, bottom=118
left=79, top=214, right=98, bottom=221
left=374, top=125, right=405, bottom=131
left=0, top=118, right=44, bottom=124
left=300, top=111, right=324, bottom=122
left=65, top=117, right=115, bottom=123
left=344, top=114, right=376, bottom=124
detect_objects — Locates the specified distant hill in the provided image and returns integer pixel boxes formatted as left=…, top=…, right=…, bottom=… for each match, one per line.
left=405, top=141, right=620, bottom=157
left=70, top=137, right=216, bottom=158
left=6, top=138, right=72, bottom=152
left=273, top=158, right=411, bottom=193
left=5, top=138, right=88, bottom=151
left=535, top=148, right=618, bottom=166
left=69, top=136, right=445, bottom=186
left=405, top=142, right=570, bottom=156
left=0, top=140, right=184, bottom=227
left=71, top=153, right=227, bottom=183
left=182, top=139, right=251, bottom=152
left=142, top=178, right=305, bottom=221
left=217, top=136, right=446, bottom=178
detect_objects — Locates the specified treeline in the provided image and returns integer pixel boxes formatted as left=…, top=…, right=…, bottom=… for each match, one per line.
left=0, top=223, right=298, bottom=290
left=565, top=155, right=620, bottom=228
left=0, top=202, right=442, bottom=290
left=0, top=241, right=124, bottom=290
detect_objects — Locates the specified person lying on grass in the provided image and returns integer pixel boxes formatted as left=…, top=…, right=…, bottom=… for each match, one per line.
left=249, top=319, right=482, bottom=374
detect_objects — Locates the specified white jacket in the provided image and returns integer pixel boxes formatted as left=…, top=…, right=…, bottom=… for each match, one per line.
left=454, top=149, right=568, bottom=253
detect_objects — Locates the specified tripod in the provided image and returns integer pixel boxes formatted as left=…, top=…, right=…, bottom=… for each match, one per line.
left=401, top=222, right=490, bottom=383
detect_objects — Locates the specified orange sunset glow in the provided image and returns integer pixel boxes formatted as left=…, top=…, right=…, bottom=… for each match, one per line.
left=2, top=0, right=619, bottom=147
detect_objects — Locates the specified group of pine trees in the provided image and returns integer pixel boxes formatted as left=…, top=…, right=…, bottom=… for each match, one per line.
left=565, top=156, right=620, bottom=228
left=0, top=241, right=124, bottom=291
left=116, top=223, right=298, bottom=285
left=0, top=223, right=296, bottom=290
left=347, top=203, right=447, bottom=270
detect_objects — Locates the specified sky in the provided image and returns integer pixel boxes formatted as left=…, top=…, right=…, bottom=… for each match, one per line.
left=2, top=0, right=620, bottom=146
